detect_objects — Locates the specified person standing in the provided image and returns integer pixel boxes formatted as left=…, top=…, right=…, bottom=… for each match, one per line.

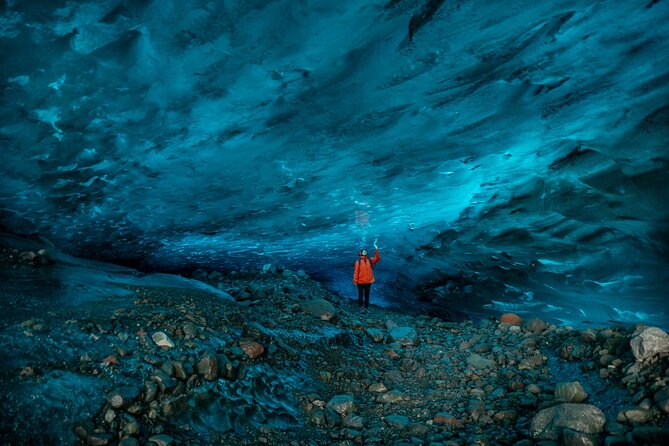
left=353, top=240, right=380, bottom=308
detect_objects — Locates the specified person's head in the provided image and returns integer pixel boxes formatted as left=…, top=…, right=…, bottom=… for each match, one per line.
left=358, top=249, right=368, bottom=257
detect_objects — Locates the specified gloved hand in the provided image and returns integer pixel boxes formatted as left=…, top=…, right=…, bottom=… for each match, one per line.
left=373, top=238, right=378, bottom=250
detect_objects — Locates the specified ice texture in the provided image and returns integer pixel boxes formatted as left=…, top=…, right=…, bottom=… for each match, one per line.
left=1, top=1, right=668, bottom=326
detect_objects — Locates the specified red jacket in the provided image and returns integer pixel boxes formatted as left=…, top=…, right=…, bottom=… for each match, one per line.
left=353, top=249, right=380, bottom=284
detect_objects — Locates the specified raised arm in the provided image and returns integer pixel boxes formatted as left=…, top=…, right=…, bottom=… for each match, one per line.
left=371, top=249, right=380, bottom=267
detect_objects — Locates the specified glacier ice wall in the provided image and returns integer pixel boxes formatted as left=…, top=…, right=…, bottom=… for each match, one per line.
left=1, top=0, right=668, bottom=326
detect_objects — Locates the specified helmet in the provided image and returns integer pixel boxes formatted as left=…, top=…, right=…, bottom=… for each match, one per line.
left=359, top=249, right=368, bottom=256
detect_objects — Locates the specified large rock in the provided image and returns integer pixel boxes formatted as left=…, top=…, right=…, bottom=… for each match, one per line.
left=562, top=428, right=599, bottom=446
left=616, top=407, right=654, bottom=424
left=365, top=328, right=385, bottom=343
left=530, top=403, right=606, bottom=440
left=151, top=332, right=175, bottom=348
left=384, top=414, right=410, bottom=429
left=500, top=313, right=523, bottom=326
left=523, top=317, right=548, bottom=333
left=326, top=395, right=356, bottom=416
left=630, top=426, right=669, bottom=444
left=239, top=340, right=265, bottom=359
left=433, top=412, right=461, bottom=427
left=654, top=387, right=669, bottom=413
left=466, top=353, right=496, bottom=370
left=197, top=351, right=219, bottom=381
left=388, top=326, right=419, bottom=346
left=148, top=434, right=174, bottom=446
left=301, top=299, right=337, bottom=321
left=630, top=327, right=669, bottom=361
left=378, top=389, right=406, bottom=403
left=555, top=381, right=589, bottom=403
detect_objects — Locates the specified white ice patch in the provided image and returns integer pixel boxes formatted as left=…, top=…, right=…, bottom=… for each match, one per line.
left=49, top=74, right=66, bottom=91
left=612, top=308, right=652, bottom=322
left=8, top=75, right=29, bottom=85
left=35, top=108, right=64, bottom=140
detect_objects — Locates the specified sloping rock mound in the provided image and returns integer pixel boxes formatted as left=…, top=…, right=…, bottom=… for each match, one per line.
left=530, top=403, right=606, bottom=440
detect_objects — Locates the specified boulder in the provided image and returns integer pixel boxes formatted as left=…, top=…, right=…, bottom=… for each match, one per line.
left=388, top=326, right=419, bottom=346
left=562, top=428, right=599, bottom=446
left=500, top=313, right=523, bottom=326
left=342, top=414, right=365, bottom=429
left=616, top=407, right=654, bottom=424
left=518, top=354, right=546, bottom=370
left=378, top=389, right=406, bottom=404
left=151, top=332, right=175, bottom=348
left=530, top=403, right=606, bottom=440
left=523, top=317, right=548, bottom=333
left=630, top=426, right=669, bottom=444
left=555, top=381, right=589, bottom=403
left=182, top=322, right=198, bottom=339
left=630, top=327, right=669, bottom=361
left=368, top=382, right=388, bottom=393
left=301, top=299, right=337, bottom=321
left=326, top=395, right=356, bottom=416
left=433, top=412, right=461, bottom=427
left=365, top=328, right=385, bottom=343
left=197, top=351, right=219, bottom=381
left=106, top=387, right=140, bottom=409
left=466, top=353, right=496, bottom=370
left=384, top=414, right=410, bottom=429
left=239, top=340, right=265, bottom=359
left=148, top=434, right=174, bottom=446
left=653, top=387, right=669, bottom=413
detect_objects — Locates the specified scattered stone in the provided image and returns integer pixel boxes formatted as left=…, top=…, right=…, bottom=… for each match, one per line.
left=384, top=414, right=410, bottom=429
left=467, top=353, right=496, bottom=370
left=433, top=412, right=461, bottom=427
left=654, top=387, right=669, bottom=413
left=518, top=354, right=545, bottom=370
left=616, top=406, right=654, bottom=424
left=183, top=322, right=198, bottom=338
left=494, top=410, right=518, bottom=422
left=343, top=414, right=365, bottom=429
left=197, top=351, right=219, bottom=381
left=20, top=366, right=36, bottom=377
left=87, top=432, right=113, bottom=445
left=630, top=327, right=669, bottom=362
left=388, top=326, right=419, bottom=346
left=151, top=369, right=177, bottom=393
left=580, top=329, right=598, bottom=344
left=148, top=434, right=174, bottom=446
left=151, top=332, right=175, bottom=348
left=122, top=417, right=141, bottom=436
left=378, top=389, right=406, bottom=403
left=365, top=328, right=385, bottom=343
left=301, top=299, right=337, bottom=321
left=562, top=428, right=598, bottom=446
left=630, top=426, right=669, bottom=444
left=239, top=340, right=265, bottom=359
left=106, top=387, right=139, bottom=409
left=524, top=317, right=548, bottom=333
left=555, top=381, right=588, bottom=403
left=368, top=382, right=388, bottom=393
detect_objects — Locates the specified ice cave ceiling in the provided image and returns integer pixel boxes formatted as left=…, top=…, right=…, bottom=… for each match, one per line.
left=1, top=0, right=668, bottom=325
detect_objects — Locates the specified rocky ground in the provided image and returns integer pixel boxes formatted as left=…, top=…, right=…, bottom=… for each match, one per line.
left=1, top=248, right=668, bottom=446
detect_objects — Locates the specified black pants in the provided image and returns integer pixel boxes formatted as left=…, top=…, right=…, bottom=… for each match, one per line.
left=357, top=283, right=371, bottom=308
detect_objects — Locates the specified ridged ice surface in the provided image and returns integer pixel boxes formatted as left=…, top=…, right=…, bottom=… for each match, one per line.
left=1, top=1, right=668, bottom=326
